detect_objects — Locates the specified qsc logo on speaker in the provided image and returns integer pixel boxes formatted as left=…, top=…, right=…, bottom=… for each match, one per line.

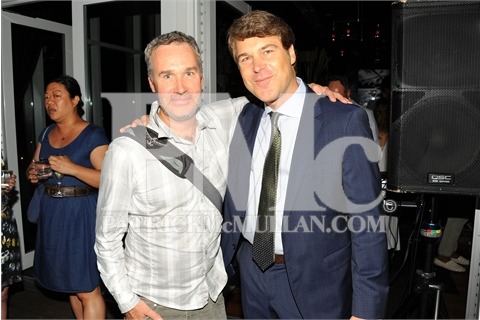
left=428, top=173, right=455, bottom=185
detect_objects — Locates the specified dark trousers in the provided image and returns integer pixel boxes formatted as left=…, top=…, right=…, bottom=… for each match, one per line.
left=237, top=241, right=302, bottom=319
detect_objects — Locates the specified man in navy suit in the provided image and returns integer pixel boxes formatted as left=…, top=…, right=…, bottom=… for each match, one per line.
left=221, top=10, right=389, bottom=319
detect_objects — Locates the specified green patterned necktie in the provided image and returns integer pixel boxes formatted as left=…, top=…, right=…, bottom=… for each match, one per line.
left=252, top=112, right=281, bottom=271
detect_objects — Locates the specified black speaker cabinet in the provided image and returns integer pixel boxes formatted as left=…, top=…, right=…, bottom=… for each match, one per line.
left=387, top=1, right=480, bottom=196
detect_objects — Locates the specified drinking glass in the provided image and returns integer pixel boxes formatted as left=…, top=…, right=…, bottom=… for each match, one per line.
left=1, top=170, right=13, bottom=189
left=35, top=158, right=52, bottom=179
left=53, top=171, right=64, bottom=197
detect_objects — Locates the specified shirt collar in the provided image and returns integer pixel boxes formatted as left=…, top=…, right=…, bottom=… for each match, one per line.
left=147, top=101, right=214, bottom=140
left=264, top=77, right=305, bottom=119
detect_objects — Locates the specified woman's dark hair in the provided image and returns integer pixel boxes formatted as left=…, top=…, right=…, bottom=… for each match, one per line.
left=373, top=98, right=390, bottom=134
left=48, top=75, right=85, bottom=117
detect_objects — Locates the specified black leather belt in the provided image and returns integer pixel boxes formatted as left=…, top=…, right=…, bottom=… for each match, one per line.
left=44, top=185, right=97, bottom=198
left=275, top=254, right=285, bottom=264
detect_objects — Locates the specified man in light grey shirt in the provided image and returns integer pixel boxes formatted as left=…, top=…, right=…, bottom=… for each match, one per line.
left=95, top=31, right=246, bottom=320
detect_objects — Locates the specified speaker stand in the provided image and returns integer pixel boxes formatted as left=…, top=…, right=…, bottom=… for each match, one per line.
left=392, top=194, right=449, bottom=319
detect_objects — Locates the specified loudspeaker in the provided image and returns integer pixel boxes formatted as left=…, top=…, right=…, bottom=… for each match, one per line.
left=387, top=1, right=480, bottom=196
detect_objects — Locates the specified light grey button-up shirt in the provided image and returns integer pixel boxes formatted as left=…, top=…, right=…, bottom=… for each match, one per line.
left=95, top=97, right=247, bottom=313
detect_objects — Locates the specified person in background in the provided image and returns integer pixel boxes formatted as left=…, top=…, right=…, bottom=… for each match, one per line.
left=367, top=75, right=391, bottom=111
left=328, top=73, right=379, bottom=144
left=221, top=10, right=389, bottom=319
left=26, top=75, right=108, bottom=319
left=1, top=165, right=22, bottom=320
left=373, top=97, right=390, bottom=173
left=434, top=194, right=474, bottom=273
left=327, top=74, right=358, bottom=103
left=434, top=217, right=470, bottom=272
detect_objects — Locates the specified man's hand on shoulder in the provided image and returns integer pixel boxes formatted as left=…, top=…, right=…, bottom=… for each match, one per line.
left=309, top=83, right=351, bottom=104
left=119, top=115, right=150, bottom=133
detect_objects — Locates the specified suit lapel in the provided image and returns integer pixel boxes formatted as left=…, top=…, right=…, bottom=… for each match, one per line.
left=227, top=101, right=264, bottom=213
left=239, top=102, right=264, bottom=155
left=284, top=90, right=324, bottom=214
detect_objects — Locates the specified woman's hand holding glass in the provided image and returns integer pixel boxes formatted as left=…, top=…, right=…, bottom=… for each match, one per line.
left=50, top=155, right=75, bottom=196
left=27, top=161, right=38, bottom=184
left=34, top=158, right=53, bottom=180
left=1, top=171, right=16, bottom=194
left=47, top=155, right=71, bottom=177
left=27, top=155, right=72, bottom=184
left=26, top=158, right=52, bottom=183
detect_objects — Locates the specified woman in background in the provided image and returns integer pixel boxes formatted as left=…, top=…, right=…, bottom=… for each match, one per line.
left=1, top=167, right=22, bottom=320
left=373, top=98, right=390, bottom=173
left=26, top=75, right=109, bottom=319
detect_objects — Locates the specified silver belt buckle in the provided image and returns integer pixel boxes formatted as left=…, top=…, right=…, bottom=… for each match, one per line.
left=51, top=187, right=65, bottom=198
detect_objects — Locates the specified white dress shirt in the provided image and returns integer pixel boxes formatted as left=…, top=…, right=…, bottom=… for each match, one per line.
left=379, top=140, right=388, bottom=173
left=95, top=97, right=247, bottom=313
left=243, top=79, right=306, bottom=254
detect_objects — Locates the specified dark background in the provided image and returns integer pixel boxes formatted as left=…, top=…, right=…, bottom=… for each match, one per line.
left=245, top=1, right=392, bottom=73
left=8, top=1, right=393, bottom=83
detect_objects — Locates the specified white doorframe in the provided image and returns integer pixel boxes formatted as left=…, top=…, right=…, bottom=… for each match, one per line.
left=1, top=10, right=72, bottom=269
left=202, top=0, right=250, bottom=103
left=2, top=0, right=249, bottom=270
left=71, top=0, right=249, bottom=106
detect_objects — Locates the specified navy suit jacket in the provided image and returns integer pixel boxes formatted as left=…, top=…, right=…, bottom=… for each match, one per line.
left=221, top=86, right=389, bottom=319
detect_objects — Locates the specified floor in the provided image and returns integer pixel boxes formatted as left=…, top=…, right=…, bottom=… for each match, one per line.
left=6, top=212, right=474, bottom=319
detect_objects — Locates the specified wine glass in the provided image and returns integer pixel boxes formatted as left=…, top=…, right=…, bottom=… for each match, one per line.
left=52, top=155, right=65, bottom=197
left=1, top=170, right=13, bottom=191
left=53, top=171, right=64, bottom=197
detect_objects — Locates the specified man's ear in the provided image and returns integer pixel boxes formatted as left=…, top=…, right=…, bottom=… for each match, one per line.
left=148, top=77, right=156, bottom=93
left=288, top=45, right=296, bottom=66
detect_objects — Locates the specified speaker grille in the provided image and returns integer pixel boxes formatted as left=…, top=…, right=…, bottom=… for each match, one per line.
left=388, top=91, right=480, bottom=195
left=388, top=1, right=480, bottom=196
left=393, top=2, right=480, bottom=89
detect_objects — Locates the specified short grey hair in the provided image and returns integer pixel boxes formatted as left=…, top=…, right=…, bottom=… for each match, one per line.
left=144, top=31, right=203, bottom=77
